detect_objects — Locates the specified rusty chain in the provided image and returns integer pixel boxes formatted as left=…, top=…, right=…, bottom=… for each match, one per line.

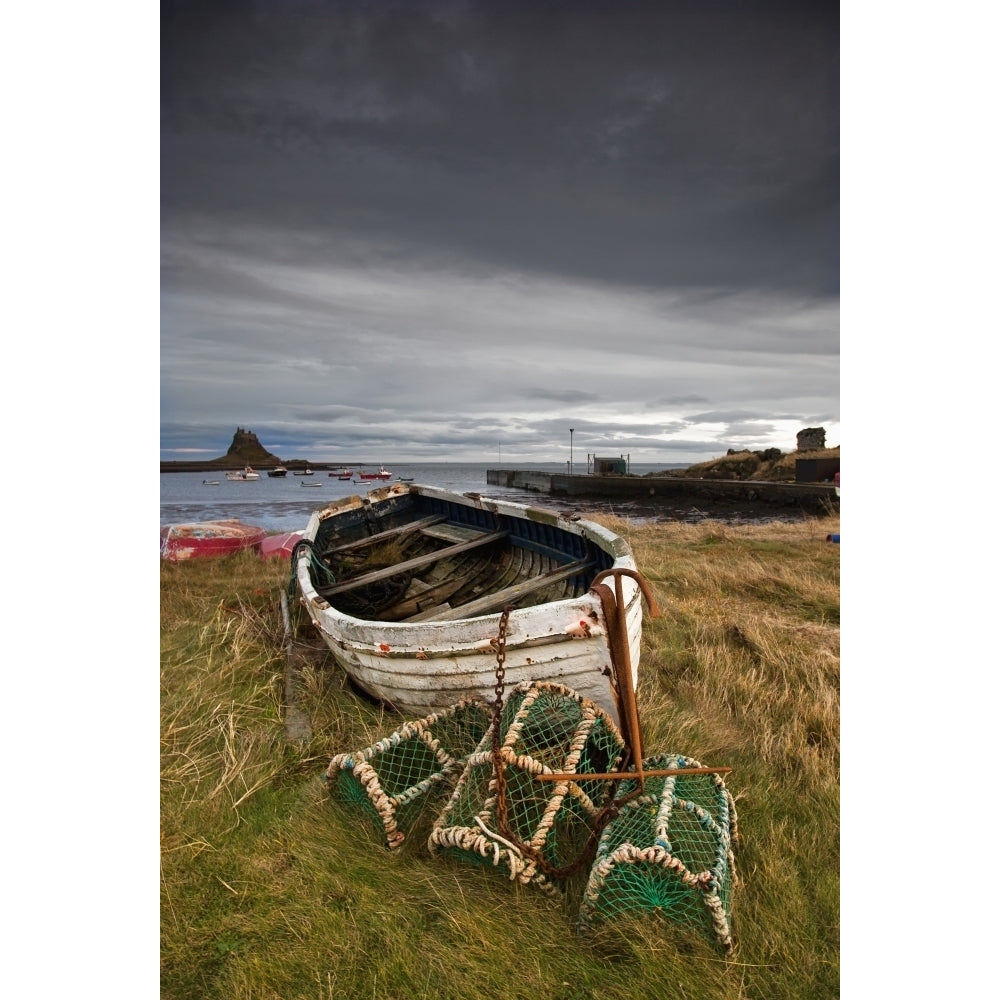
left=490, top=606, right=510, bottom=736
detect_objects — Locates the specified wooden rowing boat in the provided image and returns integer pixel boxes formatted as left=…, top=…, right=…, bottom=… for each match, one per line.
left=294, top=483, right=652, bottom=724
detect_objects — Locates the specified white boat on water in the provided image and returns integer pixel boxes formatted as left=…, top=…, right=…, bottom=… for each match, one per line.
left=294, top=483, right=658, bottom=726
left=225, top=466, right=260, bottom=481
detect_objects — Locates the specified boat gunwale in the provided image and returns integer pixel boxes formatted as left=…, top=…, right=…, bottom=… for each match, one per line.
left=295, top=483, right=639, bottom=638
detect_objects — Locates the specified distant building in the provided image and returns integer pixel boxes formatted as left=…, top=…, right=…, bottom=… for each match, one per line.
left=593, top=455, right=628, bottom=475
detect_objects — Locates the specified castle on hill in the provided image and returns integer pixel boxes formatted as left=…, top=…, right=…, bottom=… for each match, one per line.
left=224, top=427, right=281, bottom=466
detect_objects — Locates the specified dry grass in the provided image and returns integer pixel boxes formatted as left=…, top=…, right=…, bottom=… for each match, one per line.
left=161, top=515, right=840, bottom=999
left=357, top=539, right=406, bottom=570
left=668, top=447, right=840, bottom=482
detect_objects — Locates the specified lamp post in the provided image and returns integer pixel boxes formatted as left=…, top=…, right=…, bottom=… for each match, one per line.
left=570, top=428, right=574, bottom=476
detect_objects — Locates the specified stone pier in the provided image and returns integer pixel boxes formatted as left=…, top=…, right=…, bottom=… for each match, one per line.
left=486, top=470, right=838, bottom=513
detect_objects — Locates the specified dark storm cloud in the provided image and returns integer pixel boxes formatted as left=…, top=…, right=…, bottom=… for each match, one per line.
left=162, top=0, right=836, bottom=291
left=160, top=0, right=838, bottom=463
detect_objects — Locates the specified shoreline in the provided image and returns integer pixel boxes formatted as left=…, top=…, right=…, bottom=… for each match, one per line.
left=162, top=467, right=836, bottom=529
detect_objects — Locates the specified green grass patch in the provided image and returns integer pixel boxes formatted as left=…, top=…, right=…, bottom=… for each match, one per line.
left=162, top=515, right=840, bottom=999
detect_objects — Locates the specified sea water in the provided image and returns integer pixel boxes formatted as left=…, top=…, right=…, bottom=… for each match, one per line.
left=159, top=461, right=686, bottom=533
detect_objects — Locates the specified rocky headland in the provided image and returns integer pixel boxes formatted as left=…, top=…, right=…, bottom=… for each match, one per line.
left=160, top=428, right=311, bottom=473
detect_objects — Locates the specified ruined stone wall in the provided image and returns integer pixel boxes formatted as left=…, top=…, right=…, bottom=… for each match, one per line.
left=796, top=427, right=826, bottom=451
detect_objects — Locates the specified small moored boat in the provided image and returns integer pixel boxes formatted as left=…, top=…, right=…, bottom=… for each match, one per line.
left=301, top=480, right=322, bottom=487
left=225, top=466, right=260, bottom=481
left=358, top=465, right=392, bottom=480
left=293, top=469, right=315, bottom=476
left=161, top=520, right=266, bottom=561
left=294, top=483, right=657, bottom=725
left=268, top=466, right=289, bottom=478
left=202, top=480, right=221, bottom=486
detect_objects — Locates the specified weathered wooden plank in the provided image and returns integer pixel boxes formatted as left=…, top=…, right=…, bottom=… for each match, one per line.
left=321, top=514, right=446, bottom=558
left=420, top=522, right=494, bottom=544
left=421, top=557, right=596, bottom=622
left=388, top=577, right=471, bottom=621
left=387, top=551, right=498, bottom=621
left=317, top=529, right=510, bottom=598
left=401, top=578, right=434, bottom=597
left=405, top=602, right=454, bottom=622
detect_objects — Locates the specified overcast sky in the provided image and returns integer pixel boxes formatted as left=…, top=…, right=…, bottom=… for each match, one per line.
left=160, top=0, right=839, bottom=464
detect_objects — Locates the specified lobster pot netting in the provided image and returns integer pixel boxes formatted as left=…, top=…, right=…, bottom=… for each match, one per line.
left=578, top=753, right=740, bottom=951
left=325, top=699, right=492, bottom=849
left=427, top=682, right=626, bottom=896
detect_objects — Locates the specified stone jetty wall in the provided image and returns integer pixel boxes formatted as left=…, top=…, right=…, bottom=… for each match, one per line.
left=486, top=469, right=838, bottom=513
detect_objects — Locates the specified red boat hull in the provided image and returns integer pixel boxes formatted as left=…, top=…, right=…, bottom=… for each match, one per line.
left=259, top=530, right=305, bottom=560
left=160, top=520, right=267, bottom=561
left=358, top=465, right=393, bottom=480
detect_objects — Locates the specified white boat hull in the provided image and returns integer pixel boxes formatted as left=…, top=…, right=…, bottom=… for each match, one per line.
left=295, top=484, right=644, bottom=724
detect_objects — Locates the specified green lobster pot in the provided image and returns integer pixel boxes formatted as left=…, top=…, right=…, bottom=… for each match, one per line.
left=428, top=682, right=626, bottom=895
left=326, top=699, right=491, bottom=849
left=578, top=753, right=739, bottom=950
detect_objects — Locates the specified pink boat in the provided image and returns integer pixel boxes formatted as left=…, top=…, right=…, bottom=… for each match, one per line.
left=259, top=530, right=305, bottom=560
left=160, top=520, right=266, bottom=561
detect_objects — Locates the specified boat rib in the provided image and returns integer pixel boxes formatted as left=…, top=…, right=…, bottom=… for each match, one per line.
left=316, top=529, right=509, bottom=599
left=321, top=514, right=447, bottom=558
left=424, top=556, right=596, bottom=622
